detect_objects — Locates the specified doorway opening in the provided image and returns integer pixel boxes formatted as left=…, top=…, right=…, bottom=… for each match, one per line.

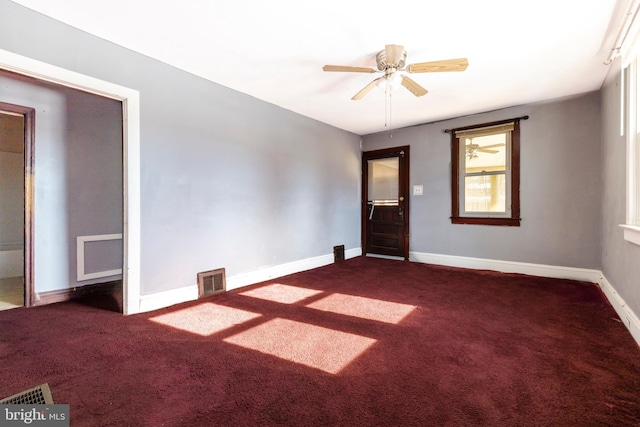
left=362, top=146, right=410, bottom=260
left=0, top=48, right=141, bottom=314
left=0, top=104, right=34, bottom=310
left=0, top=49, right=141, bottom=314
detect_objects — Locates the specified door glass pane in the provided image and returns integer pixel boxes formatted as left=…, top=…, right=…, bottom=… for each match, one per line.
left=368, top=158, right=398, bottom=205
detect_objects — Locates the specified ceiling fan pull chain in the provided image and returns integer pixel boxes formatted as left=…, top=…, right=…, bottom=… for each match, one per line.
left=385, top=84, right=389, bottom=128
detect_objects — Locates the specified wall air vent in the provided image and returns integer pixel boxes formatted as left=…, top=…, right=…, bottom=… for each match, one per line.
left=197, top=268, right=226, bottom=298
left=333, top=245, right=345, bottom=262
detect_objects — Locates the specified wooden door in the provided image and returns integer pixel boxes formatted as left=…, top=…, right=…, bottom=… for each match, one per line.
left=362, top=146, right=409, bottom=259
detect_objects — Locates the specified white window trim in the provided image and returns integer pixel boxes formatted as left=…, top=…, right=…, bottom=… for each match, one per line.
left=621, top=46, right=640, bottom=246
left=621, top=224, right=640, bottom=245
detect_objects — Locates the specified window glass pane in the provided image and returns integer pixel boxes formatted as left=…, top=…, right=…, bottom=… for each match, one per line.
left=368, top=158, right=398, bottom=203
left=464, top=133, right=507, bottom=173
left=464, top=174, right=506, bottom=212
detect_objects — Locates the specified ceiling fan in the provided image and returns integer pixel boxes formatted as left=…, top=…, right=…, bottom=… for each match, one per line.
left=322, top=44, right=468, bottom=100
left=465, top=142, right=504, bottom=159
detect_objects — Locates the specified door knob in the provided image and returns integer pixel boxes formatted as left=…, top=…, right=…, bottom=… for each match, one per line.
left=399, top=196, right=404, bottom=202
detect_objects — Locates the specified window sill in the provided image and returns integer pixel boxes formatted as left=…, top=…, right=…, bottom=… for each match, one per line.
left=451, top=217, right=521, bottom=226
left=620, top=224, right=640, bottom=246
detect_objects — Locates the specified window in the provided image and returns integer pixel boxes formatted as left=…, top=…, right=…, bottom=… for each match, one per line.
left=450, top=119, right=521, bottom=226
left=622, top=53, right=640, bottom=245
left=618, top=3, right=640, bottom=245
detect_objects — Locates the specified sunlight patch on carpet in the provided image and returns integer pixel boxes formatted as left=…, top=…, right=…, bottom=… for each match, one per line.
left=239, top=283, right=323, bottom=304
left=307, top=294, right=416, bottom=324
left=223, top=318, right=377, bottom=374
left=149, top=303, right=261, bottom=336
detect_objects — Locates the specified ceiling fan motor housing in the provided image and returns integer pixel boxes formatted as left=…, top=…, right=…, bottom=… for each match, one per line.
left=376, top=49, right=407, bottom=71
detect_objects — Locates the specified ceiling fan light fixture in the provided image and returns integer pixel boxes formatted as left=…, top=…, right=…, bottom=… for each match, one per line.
left=466, top=143, right=479, bottom=159
left=376, top=74, right=403, bottom=91
left=390, top=73, right=403, bottom=87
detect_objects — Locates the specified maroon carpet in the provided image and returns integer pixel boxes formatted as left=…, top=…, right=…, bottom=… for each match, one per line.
left=1, top=256, right=640, bottom=426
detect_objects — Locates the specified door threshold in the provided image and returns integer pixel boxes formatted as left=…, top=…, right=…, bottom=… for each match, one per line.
left=365, top=254, right=406, bottom=261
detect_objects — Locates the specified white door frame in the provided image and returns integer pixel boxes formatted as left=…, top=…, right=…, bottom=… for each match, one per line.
left=0, top=49, right=142, bottom=314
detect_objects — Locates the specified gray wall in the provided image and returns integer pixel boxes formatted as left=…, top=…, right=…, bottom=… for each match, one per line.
left=0, top=71, right=123, bottom=292
left=0, top=1, right=361, bottom=296
left=362, top=92, right=602, bottom=269
left=601, top=58, right=640, bottom=318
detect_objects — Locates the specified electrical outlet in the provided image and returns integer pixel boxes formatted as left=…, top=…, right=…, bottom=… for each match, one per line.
left=413, top=185, right=423, bottom=196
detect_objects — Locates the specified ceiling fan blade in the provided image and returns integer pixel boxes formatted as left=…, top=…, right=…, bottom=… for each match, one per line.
left=478, top=143, right=505, bottom=149
left=385, top=45, right=405, bottom=66
left=406, top=58, right=469, bottom=73
left=352, top=77, right=383, bottom=100
left=400, top=75, right=428, bottom=97
left=323, top=65, right=377, bottom=73
left=478, top=149, right=499, bottom=154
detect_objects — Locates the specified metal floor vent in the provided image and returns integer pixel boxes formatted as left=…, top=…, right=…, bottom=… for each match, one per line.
left=0, top=383, right=54, bottom=404
left=197, top=268, right=226, bottom=298
left=334, top=245, right=345, bottom=262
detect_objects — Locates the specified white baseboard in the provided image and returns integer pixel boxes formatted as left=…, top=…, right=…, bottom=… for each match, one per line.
left=226, top=247, right=361, bottom=291
left=410, top=250, right=640, bottom=348
left=598, top=276, right=640, bottom=347
left=139, top=285, right=198, bottom=313
left=137, top=247, right=362, bottom=313
left=344, top=247, right=362, bottom=259
left=409, top=251, right=602, bottom=283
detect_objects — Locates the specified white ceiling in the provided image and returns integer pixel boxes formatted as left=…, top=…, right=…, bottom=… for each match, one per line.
left=11, top=0, right=626, bottom=135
